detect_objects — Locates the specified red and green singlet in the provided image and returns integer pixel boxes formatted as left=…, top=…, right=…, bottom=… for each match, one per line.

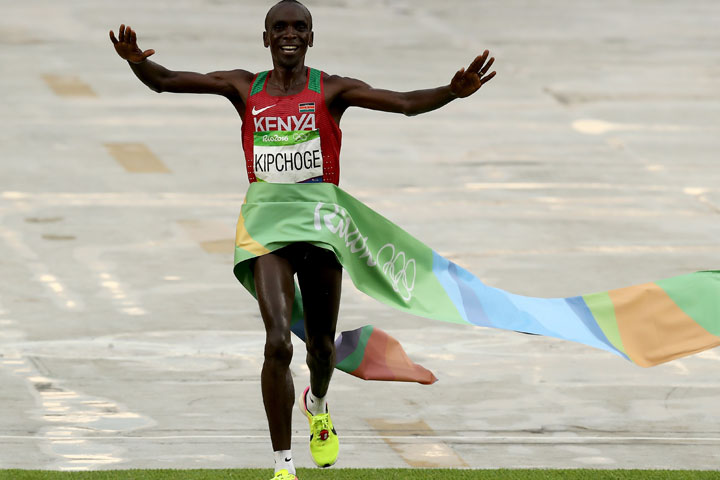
left=241, top=68, right=342, bottom=185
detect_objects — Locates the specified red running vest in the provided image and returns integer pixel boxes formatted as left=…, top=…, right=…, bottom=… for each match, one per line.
left=242, top=68, right=342, bottom=185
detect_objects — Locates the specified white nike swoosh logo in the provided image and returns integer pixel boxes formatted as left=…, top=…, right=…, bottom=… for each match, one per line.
left=252, top=104, right=277, bottom=115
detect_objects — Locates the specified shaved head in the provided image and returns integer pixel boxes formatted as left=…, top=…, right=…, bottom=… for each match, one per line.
left=265, top=0, right=313, bottom=31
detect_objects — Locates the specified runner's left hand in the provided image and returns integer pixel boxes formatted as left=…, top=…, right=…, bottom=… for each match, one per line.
left=450, top=50, right=496, bottom=98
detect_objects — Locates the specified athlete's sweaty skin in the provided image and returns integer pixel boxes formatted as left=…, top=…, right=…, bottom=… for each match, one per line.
left=110, top=0, right=495, bottom=459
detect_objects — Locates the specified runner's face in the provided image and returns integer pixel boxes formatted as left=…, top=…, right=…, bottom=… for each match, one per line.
left=264, top=3, right=314, bottom=68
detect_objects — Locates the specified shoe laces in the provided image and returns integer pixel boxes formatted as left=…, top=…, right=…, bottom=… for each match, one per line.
left=273, top=470, right=296, bottom=480
left=311, top=414, right=331, bottom=441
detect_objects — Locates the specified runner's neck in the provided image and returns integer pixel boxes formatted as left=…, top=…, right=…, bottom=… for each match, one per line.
left=268, top=65, right=308, bottom=95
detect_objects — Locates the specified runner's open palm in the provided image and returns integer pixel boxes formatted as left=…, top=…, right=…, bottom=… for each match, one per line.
left=450, top=50, right=496, bottom=98
left=109, top=24, right=155, bottom=63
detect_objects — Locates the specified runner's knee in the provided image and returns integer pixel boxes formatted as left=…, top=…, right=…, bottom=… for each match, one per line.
left=307, top=336, right=335, bottom=363
left=264, top=334, right=293, bottom=365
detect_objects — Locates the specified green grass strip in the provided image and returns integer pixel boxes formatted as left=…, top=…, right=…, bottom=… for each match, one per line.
left=1, top=470, right=719, bottom=480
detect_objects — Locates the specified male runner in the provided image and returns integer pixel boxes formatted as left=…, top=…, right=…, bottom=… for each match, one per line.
left=110, top=1, right=495, bottom=479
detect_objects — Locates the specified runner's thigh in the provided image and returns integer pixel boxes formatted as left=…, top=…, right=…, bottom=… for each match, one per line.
left=296, top=245, right=342, bottom=339
left=253, top=252, right=296, bottom=333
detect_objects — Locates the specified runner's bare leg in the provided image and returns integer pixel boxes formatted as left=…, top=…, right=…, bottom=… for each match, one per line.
left=254, top=253, right=296, bottom=451
left=298, top=250, right=342, bottom=399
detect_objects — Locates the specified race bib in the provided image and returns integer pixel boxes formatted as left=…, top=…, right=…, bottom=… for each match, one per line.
left=253, top=130, right=323, bottom=183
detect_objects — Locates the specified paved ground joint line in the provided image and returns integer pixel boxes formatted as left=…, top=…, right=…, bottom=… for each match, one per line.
left=1, top=434, right=719, bottom=444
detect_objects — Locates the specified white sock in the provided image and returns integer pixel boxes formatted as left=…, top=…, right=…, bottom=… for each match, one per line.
left=273, top=449, right=295, bottom=474
left=306, top=389, right=327, bottom=416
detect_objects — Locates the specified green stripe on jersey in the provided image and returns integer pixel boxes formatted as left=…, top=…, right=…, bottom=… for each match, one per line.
left=253, top=130, right=320, bottom=147
left=308, top=68, right=321, bottom=93
left=250, top=71, right=269, bottom=96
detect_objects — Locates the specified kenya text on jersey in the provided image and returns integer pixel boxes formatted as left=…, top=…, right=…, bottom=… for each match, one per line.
left=253, top=114, right=316, bottom=132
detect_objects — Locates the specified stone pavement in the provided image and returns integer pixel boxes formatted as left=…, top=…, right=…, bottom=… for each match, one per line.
left=1, top=0, right=719, bottom=472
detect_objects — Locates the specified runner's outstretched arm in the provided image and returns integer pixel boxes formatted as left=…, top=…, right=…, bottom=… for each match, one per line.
left=109, top=24, right=251, bottom=97
left=334, top=51, right=496, bottom=116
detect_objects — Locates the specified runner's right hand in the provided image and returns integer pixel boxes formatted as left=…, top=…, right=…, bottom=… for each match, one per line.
left=109, top=24, right=155, bottom=63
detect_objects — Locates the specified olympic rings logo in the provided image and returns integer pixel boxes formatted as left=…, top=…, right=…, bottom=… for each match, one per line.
left=293, top=132, right=311, bottom=143
left=314, top=202, right=417, bottom=302
left=377, top=243, right=416, bottom=302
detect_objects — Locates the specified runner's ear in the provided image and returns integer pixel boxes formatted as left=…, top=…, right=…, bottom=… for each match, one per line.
left=263, top=31, right=269, bottom=48
left=309, top=31, right=314, bottom=48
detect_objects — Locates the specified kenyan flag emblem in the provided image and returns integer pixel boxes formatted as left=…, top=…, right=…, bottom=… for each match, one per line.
left=299, top=102, right=315, bottom=113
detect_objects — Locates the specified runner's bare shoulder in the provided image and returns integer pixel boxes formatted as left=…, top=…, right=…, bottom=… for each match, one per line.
left=213, top=69, right=255, bottom=99
left=322, top=72, right=369, bottom=104
left=322, top=72, right=368, bottom=89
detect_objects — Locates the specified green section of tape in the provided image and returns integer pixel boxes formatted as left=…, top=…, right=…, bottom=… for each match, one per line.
left=253, top=130, right=320, bottom=147
left=656, top=271, right=720, bottom=336
left=583, top=291, right=627, bottom=356
left=234, top=183, right=462, bottom=324
left=335, top=326, right=373, bottom=373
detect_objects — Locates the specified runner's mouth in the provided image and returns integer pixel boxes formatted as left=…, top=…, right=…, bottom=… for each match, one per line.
left=280, top=46, right=299, bottom=52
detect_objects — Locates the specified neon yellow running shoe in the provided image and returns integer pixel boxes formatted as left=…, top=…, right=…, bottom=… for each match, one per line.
left=270, top=469, right=298, bottom=480
left=299, top=386, right=339, bottom=468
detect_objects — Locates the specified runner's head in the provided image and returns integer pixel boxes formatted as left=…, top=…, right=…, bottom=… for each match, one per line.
left=264, top=0, right=314, bottom=68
